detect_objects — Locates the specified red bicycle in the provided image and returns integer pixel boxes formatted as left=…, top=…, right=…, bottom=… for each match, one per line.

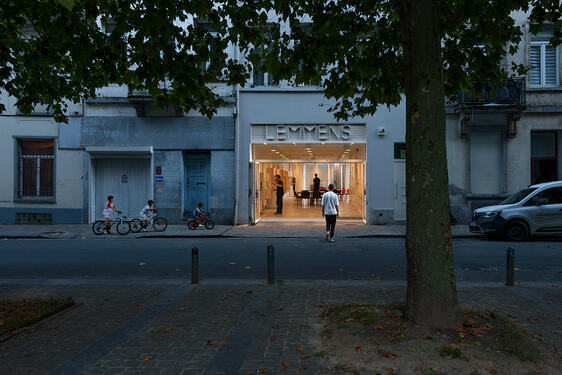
left=187, top=212, right=215, bottom=230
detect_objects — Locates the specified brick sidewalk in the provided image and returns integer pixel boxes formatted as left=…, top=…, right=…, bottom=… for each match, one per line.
left=0, top=281, right=559, bottom=374
left=0, top=223, right=478, bottom=240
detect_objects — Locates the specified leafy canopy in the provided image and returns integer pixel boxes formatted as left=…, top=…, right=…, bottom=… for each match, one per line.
left=0, top=0, right=560, bottom=122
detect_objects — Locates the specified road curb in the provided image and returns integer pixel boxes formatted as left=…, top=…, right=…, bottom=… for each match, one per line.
left=1, top=234, right=483, bottom=239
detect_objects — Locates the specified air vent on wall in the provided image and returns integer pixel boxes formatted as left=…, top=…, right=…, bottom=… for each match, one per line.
left=15, top=213, right=53, bottom=225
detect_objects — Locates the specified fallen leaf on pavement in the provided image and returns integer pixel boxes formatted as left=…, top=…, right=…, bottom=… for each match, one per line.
left=298, top=365, right=307, bottom=371
left=277, top=307, right=284, bottom=311
left=269, top=336, right=276, bottom=341
left=381, top=352, right=401, bottom=359
left=280, top=362, right=290, bottom=370
left=296, top=347, right=304, bottom=352
left=144, top=355, right=153, bottom=361
left=373, top=276, right=381, bottom=280
left=355, top=346, right=364, bottom=352
left=206, top=340, right=213, bottom=345
left=218, top=340, right=228, bottom=346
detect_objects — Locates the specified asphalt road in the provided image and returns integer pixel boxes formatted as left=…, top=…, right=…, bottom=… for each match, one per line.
left=0, top=238, right=560, bottom=283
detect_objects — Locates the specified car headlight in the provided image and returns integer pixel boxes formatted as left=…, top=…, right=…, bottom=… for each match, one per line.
left=483, top=211, right=502, bottom=218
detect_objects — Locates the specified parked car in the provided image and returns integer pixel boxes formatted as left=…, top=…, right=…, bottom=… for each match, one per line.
left=470, top=181, right=562, bottom=241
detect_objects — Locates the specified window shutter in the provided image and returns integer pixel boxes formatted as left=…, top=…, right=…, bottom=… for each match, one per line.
left=544, top=45, right=557, bottom=85
left=529, top=45, right=542, bottom=85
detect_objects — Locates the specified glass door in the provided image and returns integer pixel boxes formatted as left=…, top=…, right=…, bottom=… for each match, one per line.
left=362, top=162, right=367, bottom=222
left=249, top=162, right=261, bottom=224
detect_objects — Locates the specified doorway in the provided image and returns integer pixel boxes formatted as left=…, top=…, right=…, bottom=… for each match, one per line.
left=184, top=155, right=210, bottom=217
left=249, top=143, right=367, bottom=223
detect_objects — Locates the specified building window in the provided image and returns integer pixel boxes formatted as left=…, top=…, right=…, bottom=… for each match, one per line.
left=103, top=17, right=117, bottom=34
left=295, top=23, right=322, bottom=87
left=531, top=131, right=558, bottom=184
left=394, top=143, right=406, bottom=159
left=195, top=21, right=225, bottom=81
left=18, top=139, right=55, bottom=198
left=252, top=25, right=279, bottom=87
left=530, top=26, right=559, bottom=87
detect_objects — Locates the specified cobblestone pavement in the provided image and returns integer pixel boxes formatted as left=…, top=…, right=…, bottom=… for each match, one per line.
left=0, top=223, right=477, bottom=240
left=0, top=281, right=560, bottom=375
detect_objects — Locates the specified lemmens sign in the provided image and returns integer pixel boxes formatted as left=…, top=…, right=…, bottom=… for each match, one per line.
left=251, top=124, right=366, bottom=143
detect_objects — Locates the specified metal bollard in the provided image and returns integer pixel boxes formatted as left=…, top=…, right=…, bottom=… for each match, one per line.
left=192, top=247, right=199, bottom=284
left=506, top=247, right=515, bottom=286
left=267, top=245, right=275, bottom=284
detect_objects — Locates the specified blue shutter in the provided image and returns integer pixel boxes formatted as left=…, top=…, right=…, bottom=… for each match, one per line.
left=529, top=45, right=541, bottom=85
left=544, top=46, right=557, bottom=85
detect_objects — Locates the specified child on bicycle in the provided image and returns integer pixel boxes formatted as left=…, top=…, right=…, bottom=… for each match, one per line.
left=139, top=200, right=156, bottom=232
left=103, top=195, right=121, bottom=234
left=193, top=202, right=208, bottom=225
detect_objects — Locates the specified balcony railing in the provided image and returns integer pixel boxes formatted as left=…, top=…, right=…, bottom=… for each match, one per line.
left=456, top=78, right=526, bottom=109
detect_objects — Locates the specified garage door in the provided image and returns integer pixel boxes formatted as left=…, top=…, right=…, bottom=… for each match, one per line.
left=93, top=158, right=151, bottom=221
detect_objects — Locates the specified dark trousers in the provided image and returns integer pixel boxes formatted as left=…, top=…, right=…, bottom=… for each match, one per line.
left=325, top=214, right=337, bottom=238
left=276, top=194, right=283, bottom=213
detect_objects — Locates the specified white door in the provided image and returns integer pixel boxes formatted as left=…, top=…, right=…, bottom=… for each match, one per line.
left=394, top=160, right=406, bottom=221
left=93, top=158, right=151, bottom=221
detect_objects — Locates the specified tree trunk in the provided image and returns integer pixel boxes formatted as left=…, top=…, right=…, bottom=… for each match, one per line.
left=397, top=0, right=459, bottom=329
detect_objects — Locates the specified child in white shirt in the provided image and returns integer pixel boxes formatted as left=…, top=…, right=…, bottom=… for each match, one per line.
left=139, top=200, right=156, bottom=231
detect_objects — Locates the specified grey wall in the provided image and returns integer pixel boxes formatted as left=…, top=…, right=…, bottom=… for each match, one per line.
left=78, top=116, right=234, bottom=149
left=210, top=150, right=235, bottom=224
left=0, top=207, right=83, bottom=224
left=62, top=116, right=236, bottom=224
left=153, top=150, right=184, bottom=223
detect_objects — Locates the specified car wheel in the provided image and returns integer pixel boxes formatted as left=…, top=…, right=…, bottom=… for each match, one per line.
left=505, top=220, right=529, bottom=242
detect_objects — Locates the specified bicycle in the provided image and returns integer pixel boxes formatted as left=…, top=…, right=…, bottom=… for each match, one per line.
left=187, top=212, right=215, bottom=230
left=130, top=210, right=168, bottom=233
left=92, top=212, right=131, bottom=235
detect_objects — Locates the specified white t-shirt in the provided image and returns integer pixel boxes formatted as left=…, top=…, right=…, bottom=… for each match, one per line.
left=321, top=191, right=339, bottom=215
left=140, top=205, right=152, bottom=218
left=103, top=201, right=115, bottom=217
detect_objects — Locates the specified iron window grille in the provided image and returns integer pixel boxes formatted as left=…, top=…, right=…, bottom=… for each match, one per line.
left=18, top=140, right=54, bottom=198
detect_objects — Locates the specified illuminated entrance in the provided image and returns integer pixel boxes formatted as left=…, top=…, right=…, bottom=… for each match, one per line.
left=249, top=142, right=366, bottom=223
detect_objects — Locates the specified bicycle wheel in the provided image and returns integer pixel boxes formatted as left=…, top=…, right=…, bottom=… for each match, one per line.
left=92, top=221, right=105, bottom=235
left=153, top=217, right=168, bottom=232
left=116, top=221, right=130, bottom=235
left=187, top=220, right=197, bottom=230
left=204, top=220, right=215, bottom=230
left=129, top=219, right=142, bottom=233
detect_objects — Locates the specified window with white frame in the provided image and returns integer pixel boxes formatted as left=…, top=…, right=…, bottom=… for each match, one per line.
left=530, top=26, right=559, bottom=87
left=18, top=139, right=55, bottom=198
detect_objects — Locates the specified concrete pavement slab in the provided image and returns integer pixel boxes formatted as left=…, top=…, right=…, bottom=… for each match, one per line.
left=0, top=281, right=559, bottom=374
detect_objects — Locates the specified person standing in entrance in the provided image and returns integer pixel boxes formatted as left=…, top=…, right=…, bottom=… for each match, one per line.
left=321, top=184, right=339, bottom=242
left=312, top=173, right=321, bottom=206
left=274, top=175, right=284, bottom=214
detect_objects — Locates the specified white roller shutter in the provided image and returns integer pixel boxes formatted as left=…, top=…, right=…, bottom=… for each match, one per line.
left=94, top=158, right=151, bottom=221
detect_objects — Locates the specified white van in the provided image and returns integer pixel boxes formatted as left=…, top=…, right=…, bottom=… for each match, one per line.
left=470, top=181, right=562, bottom=241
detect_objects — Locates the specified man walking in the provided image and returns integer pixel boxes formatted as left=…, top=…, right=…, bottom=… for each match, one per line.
left=321, top=184, right=339, bottom=242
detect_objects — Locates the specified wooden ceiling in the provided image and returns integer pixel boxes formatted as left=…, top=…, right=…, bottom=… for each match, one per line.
left=252, top=143, right=366, bottom=161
